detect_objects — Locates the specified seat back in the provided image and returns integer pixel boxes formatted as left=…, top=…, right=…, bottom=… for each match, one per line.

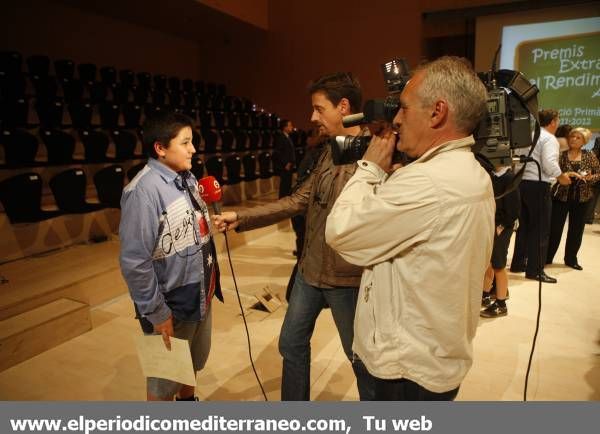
left=0, top=172, right=47, bottom=222
left=224, top=154, right=242, bottom=184
left=205, top=156, right=224, bottom=185
left=49, top=168, right=92, bottom=213
left=242, top=153, right=257, bottom=181
left=113, top=130, right=138, bottom=160
left=80, top=129, right=109, bottom=163
left=94, top=165, right=124, bottom=208
left=1, top=129, right=39, bottom=166
left=41, top=128, right=75, bottom=164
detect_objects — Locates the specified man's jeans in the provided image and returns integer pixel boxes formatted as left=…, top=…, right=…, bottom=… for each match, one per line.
left=278, top=271, right=375, bottom=400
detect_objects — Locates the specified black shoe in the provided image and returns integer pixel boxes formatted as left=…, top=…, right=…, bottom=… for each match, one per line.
left=566, top=262, right=583, bottom=270
left=480, top=301, right=508, bottom=318
left=481, top=294, right=494, bottom=309
left=525, top=272, right=557, bottom=284
left=510, top=266, right=526, bottom=273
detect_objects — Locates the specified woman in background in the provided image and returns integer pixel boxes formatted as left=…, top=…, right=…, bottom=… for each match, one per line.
left=547, top=127, right=600, bottom=270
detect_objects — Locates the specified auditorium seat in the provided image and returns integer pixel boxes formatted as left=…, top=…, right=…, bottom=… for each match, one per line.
left=261, top=130, right=272, bottom=149
left=32, top=75, right=58, bottom=102
left=49, top=168, right=105, bottom=214
left=152, top=90, right=167, bottom=106
left=0, top=51, right=22, bottom=77
left=26, top=55, right=50, bottom=78
left=206, top=82, right=217, bottom=96
left=182, top=79, right=194, bottom=92
left=220, top=129, right=234, bottom=152
left=191, top=156, right=205, bottom=180
left=100, top=66, right=117, bottom=85
left=68, top=101, right=93, bottom=129
left=238, top=112, right=250, bottom=128
left=226, top=112, right=239, bottom=129
left=234, top=130, right=248, bottom=151
left=182, top=107, right=198, bottom=125
left=93, top=165, right=124, bottom=208
left=258, top=151, right=273, bottom=179
left=80, top=129, right=110, bottom=163
left=122, top=103, right=141, bottom=129
left=224, top=154, right=242, bottom=184
left=242, top=153, right=257, bottom=181
left=1, top=97, right=29, bottom=129
left=89, top=82, right=108, bottom=104
left=195, top=80, right=206, bottom=95
left=0, top=173, right=61, bottom=223
left=112, top=129, right=138, bottom=161
left=40, top=128, right=76, bottom=164
left=205, top=155, right=224, bottom=186
left=249, top=130, right=260, bottom=150
left=133, top=87, right=149, bottom=105
left=200, top=110, right=213, bottom=128
left=214, top=111, right=225, bottom=129
left=54, top=59, right=74, bottom=81
left=119, top=70, right=135, bottom=88
left=182, top=91, right=196, bottom=108
left=78, top=63, right=97, bottom=84
left=0, top=72, right=26, bottom=103
left=192, top=129, right=201, bottom=150
left=168, top=77, right=180, bottom=91
left=35, top=97, right=64, bottom=128
left=99, top=102, right=120, bottom=129
left=136, top=72, right=152, bottom=90
left=202, top=129, right=218, bottom=154
left=0, top=129, right=39, bottom=166
left=168, top=91, right=182, bottom=107
left=127, top=161, right=146, bottom=181
left=112, top=83, right=131, bottom=104
left=153, top=74, right=167, bottom=91
left=61, top=78, right=84, bottom=103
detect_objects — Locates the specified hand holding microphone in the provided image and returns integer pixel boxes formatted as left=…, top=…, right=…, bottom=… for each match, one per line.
left=198, top=176, right=239, bottom=232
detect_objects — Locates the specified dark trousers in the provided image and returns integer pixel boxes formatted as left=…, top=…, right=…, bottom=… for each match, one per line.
left=367, top=374, right=459, bottom=401
left=511, top=180, right=552, bottom=276
left=286, top=214, right=306, bottom=301
left=547, top=199, right=588, bottom=265
left=278, top=170, right=293, bottom=198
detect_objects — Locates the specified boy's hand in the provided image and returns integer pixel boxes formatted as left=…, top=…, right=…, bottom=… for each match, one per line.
left=154, top=316, right=174, bottom=351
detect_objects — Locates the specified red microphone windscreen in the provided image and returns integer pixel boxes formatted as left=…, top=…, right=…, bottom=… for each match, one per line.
left=198, top=176, right=222, bottom=204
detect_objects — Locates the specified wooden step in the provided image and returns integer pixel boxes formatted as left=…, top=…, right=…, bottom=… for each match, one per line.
left=0, top=298, right=91, bottom=371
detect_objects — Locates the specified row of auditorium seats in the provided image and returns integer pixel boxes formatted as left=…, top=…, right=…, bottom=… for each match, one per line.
left=2, top=52, right=228, bottom=95
left=0, top=127, right=302, bottom=167
left=0, top=150, right=284, bottom=223
left=1, top=98, right=280, bottom=130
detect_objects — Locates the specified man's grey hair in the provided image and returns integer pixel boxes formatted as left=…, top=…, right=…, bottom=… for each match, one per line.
left=414, top=56, right=488, bottom=134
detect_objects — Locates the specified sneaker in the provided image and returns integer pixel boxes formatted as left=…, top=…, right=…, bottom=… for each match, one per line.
left=481, top=294, right=494, bottom=309
left=480, top=301, right=507, bottom=318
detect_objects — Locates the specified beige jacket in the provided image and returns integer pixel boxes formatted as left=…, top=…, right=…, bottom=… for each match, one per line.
left=326, top=136, right=495, bottom=393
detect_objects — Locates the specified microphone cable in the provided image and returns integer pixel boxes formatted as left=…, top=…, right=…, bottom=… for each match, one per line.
left=186, top=176, right=268, bottom=400
left=220, top=227, right=269, bottom=401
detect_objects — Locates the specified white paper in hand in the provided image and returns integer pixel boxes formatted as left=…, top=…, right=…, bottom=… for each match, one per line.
left=135, top=335, right=196, bottom=386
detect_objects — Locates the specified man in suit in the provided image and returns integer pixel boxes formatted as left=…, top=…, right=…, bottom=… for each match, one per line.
left=274, top=119, right=296, bottom=198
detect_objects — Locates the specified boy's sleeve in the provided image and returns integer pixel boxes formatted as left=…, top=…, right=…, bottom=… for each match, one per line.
left=119, top=188, right=171, bottom=325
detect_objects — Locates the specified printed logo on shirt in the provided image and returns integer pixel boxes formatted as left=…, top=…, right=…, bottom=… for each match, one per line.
left=154, top=196, right=202, bottom=259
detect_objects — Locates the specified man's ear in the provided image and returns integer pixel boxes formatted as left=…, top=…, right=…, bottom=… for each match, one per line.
left=338, top=98, right=351, bottom=115
left=430, top=100, right=448, bottom=128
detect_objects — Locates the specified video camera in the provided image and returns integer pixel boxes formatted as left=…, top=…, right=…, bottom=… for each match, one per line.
left=332, top=58, right=410, bottom=165
left=473, top=68, right=540, bottom=167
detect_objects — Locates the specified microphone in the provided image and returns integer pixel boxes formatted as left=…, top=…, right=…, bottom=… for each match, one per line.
left=198, top=176, right=223, bottom=214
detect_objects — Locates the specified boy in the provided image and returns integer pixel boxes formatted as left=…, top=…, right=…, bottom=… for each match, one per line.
left=119, top=112, right=222, bottom=400
left=481, top=164, right=520, bottom=318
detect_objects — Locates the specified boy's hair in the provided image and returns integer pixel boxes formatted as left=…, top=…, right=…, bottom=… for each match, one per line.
left=142, top=111, right=195, bottom=158
left=307, top=72, right=362, bottom=114
left=538, top=109, right=559, bottom=127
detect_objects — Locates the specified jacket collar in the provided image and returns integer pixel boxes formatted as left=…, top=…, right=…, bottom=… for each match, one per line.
left=413, top=135, right=475, bottom=164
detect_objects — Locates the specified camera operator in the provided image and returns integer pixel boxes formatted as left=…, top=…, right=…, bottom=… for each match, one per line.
left=325, top=57, right=495, bottom=400
left=213, top=72, right=375, bottom=401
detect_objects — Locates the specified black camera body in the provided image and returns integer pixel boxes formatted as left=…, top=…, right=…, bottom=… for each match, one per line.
left=473, top=70, right=539, bottom=167
left=332, top=58, right=410, bottom=165
left=332, top=135, right=406, bottom=166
